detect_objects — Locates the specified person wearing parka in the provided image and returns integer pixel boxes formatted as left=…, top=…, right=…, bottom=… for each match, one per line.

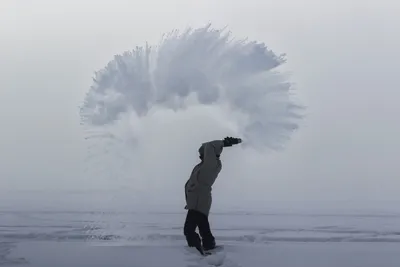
left=184, top=137, right=241, bottom=254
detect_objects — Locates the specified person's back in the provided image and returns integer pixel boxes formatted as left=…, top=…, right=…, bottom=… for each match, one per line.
left=184, top=140, right=224, bottom=215
left=183, top=137, right=241, bottom=254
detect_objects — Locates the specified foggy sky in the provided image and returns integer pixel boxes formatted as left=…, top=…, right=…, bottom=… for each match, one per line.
left=1, top=0, right=399, bottom=212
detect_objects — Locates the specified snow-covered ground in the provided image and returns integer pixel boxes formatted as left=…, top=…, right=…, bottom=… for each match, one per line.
left=1, top=203, right=400, bottom=267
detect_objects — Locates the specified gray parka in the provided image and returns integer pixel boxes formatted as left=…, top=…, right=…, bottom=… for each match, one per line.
left=184, top=140, right=224, bottom=216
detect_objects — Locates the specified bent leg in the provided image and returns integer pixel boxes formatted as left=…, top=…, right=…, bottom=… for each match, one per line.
left=197, top=212, right=215, bottom=250
left=183, top=210, right=203, bottom=253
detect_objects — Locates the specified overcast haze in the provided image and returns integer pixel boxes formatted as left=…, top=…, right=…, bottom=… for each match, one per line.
left=1, top=0, right=399, bottom=213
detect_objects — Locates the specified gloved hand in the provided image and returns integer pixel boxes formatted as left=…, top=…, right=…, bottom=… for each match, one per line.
left=223, top=136, right=242, bottom=147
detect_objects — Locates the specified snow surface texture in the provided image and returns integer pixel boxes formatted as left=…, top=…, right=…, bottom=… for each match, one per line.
left=79, top=24, right=303, bottom=151
left=1, top=208, right=400, bottom=267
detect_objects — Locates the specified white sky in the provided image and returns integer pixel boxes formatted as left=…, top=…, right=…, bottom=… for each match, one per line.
left=0, top=0, right=399, bottom=212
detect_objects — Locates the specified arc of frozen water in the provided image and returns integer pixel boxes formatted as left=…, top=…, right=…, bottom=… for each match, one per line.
left=80, top=24, right=303, bottom=151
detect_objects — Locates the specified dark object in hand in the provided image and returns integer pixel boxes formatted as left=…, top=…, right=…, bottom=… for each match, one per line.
left=223, top=137, right=242, bottom=147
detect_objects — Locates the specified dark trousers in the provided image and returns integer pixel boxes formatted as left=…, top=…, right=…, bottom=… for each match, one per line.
left=184, top=209, right=215, bottom=250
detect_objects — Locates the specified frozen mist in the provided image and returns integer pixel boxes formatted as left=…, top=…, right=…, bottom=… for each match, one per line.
left=78, top=25, right=304, bottom=211
left=79, top=24, right=303, bottom=150
left=2, top=22, right=400, bottom=267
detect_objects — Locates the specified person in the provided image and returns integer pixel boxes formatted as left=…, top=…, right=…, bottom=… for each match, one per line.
left=183, top=136, right=242, bottom=254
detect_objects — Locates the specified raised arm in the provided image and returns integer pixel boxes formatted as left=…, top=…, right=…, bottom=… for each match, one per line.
left=201, top=140, right=224, bottom=168
left=197, top=137, right=242, bottom=187
left=201, top=137, right=242, bottom=166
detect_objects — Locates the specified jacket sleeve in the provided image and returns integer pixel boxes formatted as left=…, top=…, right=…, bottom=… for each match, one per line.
left=203, top=140, right=224, bottom=163
left=198, top=140, right=224, bottom=186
